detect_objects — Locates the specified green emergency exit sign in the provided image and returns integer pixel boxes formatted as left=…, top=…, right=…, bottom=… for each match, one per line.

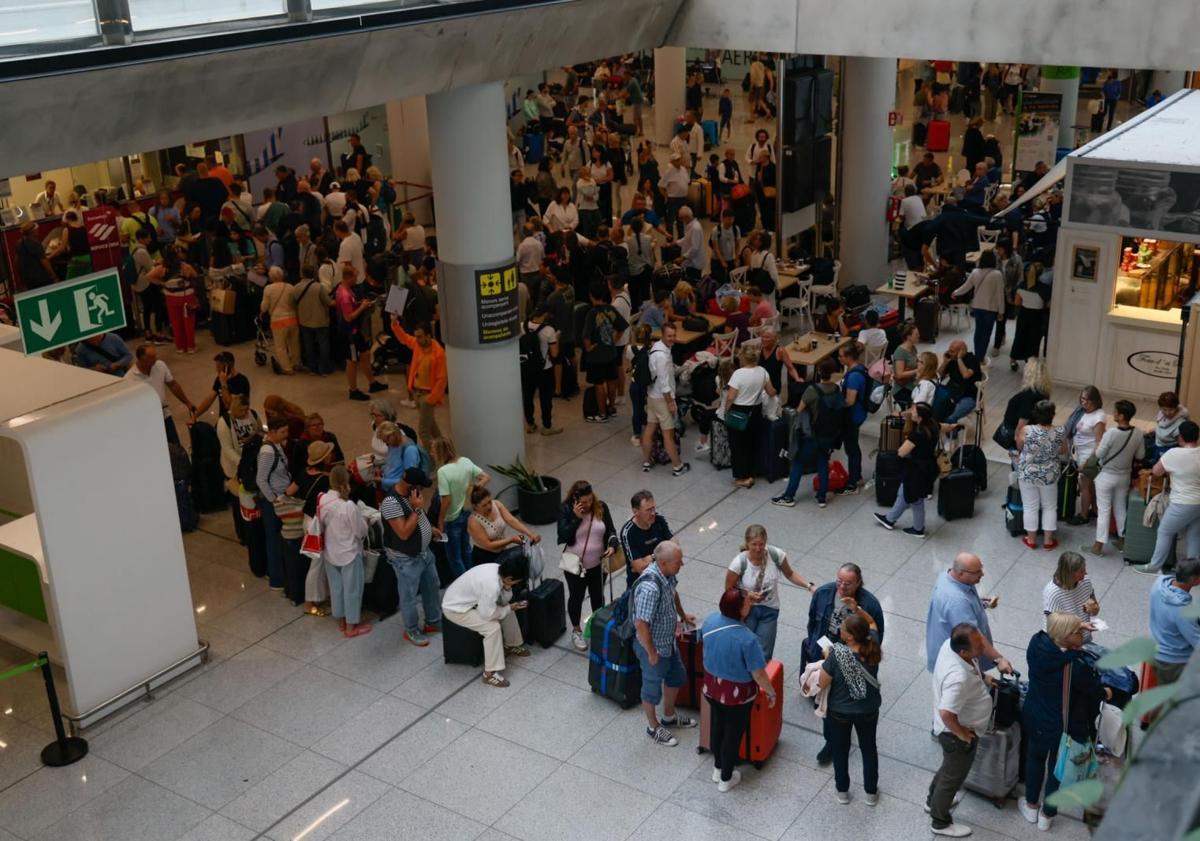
left=14, top=269, right=127, bottom=356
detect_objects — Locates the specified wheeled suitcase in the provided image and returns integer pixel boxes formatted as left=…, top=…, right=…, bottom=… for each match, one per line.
left=1124, top=485, right=1175, bottom=566
left=875, top=450, right=902, bottom=507
left=755, top=416, right=790, bottom=482
left=964, top=721, right=1021, bottom=803
left=710, top=419, right=732, bottom=470
left=190, top=421, right=228, bottom=513
left=524, top=578, right=566, bottom=648
left=588, top=604, right=642, bottom=708
left=698, top=659, right=783, bottom=767
left=951, top=417, right=988, bottom=493
left=914, top=296, right=939, bottom=343
left=1004, top=485, right=1024, bottom=536
left=880, top=414, right=906, bottom=452
left=938, top=467, right=977, bottom=520
left=927, top=119, right=951, bottom=152
left=443, top=615, right=485, bottom=666
left=582, top=387, right=600, bottom=420
left=526, top=131, right=545, bottom=164
left=675, top=628, right=704, bottom=709
left=732, top=193, right=756, bottom=232
left=364, top=551, right=399, bottom=620
left=210, top=312, right=239, bottom=346
left=687, top=179, right=710, bottom=218
left=431, top=539, right=454, bottom=588
left=174, top=479, right=198, bottom=532
left=702, top=119, right=719, bottom=149
left=1058, top=463, right=1078, bottom=522
left=991, top=671, right=1022, bottom=729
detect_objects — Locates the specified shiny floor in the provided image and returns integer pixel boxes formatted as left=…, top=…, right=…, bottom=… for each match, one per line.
left=0, top=71, right=1158, bottom=841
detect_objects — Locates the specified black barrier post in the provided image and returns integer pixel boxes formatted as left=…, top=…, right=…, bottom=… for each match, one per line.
left=36, top=652, right=88, bottom=767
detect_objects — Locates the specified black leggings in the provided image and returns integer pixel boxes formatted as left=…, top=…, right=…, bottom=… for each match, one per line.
left=728, top=404, right=762, bottom=480
left=709, top=697, right=753, bottom=782
left=565, top=565, right=604, bottom=627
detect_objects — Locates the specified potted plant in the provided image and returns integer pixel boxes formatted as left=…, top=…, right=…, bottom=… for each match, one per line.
left=489, top=457, right=560, bottom=525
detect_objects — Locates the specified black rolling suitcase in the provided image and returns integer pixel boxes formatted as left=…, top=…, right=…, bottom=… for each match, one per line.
left=588, top=604, right=641, bottom=707
left=210, top=312, right=239, bottom=346
left=755, top=416, right=790, bottom=482
left=443, top=615, right=485, bottom=666
left=938, top=464, right=977, bottom=520
left=524, top=578, right=566, bottom=648
left=875, top=450, right=902, bottom=507
left=189, top=421, right=228, bottom=513
left=951, top=412, right=988, bottom=493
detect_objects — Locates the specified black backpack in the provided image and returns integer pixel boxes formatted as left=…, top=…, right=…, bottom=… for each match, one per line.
left=811, top=384, right=845, bottom=439
left=690, top=363, right=719, bottom=405
left=236, top=436, right=272, bottom=494
left=632, top=345, right=658, bottom=389
left=519, top=320, right=545, bottom=373
left=132, top=212, right=159, bottom=253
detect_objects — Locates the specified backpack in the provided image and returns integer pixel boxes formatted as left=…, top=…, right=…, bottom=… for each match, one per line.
left=237, top=437, right=277, bottom=495
left=811, top=384, right=845, bottom=439
left=734, top=547, right=785, bottom=579
left=132, top=212, right=159, bottom=253
left=631, top=345, right=653, bottom=389
left=846, top=364, right=882, bottom=415
left=931, top=383, right=956, bottom=423
left=519, top=320, right=545, bottom=373
left=402, top=440, right=435, bottom=477
left=613, top=572, right=662, bottom=633
left=690, top=362, right=719, bottom=405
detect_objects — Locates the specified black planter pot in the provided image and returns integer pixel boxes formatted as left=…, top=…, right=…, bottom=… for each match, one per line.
left=517, top=476, right=561, bottom=525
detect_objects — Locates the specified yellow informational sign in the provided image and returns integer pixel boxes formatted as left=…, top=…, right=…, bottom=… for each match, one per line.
left=476, top=264, right=520, bottom=343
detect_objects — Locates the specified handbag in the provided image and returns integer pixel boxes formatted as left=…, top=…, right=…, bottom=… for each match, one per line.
left=559, top=514, right=591, bottom=577
left=1081, top=428, right=1135, bottom=481
left=301, top=493, right=326, bottom=560
left=1053, top=664, right=1099, bottom=784
left=726, top=406, right=752, bottom=431
left=992, top=422, right=1016, bottom=451
left=1144, top=472, right=1170, bottom=528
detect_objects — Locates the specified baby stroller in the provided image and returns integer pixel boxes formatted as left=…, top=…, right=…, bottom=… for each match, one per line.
left=253, top=315, right=283, bottom=375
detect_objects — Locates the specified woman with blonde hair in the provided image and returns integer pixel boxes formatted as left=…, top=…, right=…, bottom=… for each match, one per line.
left=723, top=524, right=815, bottom=658
left=910, top=351, right=940, bottom=407
left=721, top=343, right=777, bottom=489
left=319, top=465, right=371, bottom=638
left=433, top=437, right=489, bottom=579
left=997, top=357, right=1053, bottom=449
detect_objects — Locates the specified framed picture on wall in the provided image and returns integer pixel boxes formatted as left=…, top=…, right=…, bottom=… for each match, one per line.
left=1072, top=246, right=1099, bottom=282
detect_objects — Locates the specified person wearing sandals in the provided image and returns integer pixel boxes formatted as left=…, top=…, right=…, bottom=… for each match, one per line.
left=1016, top=399, right=1067, bottom=550
left=318, top=466, right=372, bottom=639
left=701, top=589, right=778, bottom=793
left=632, top=540, right=699, bottom=746
left=557, top=481, right=619, bottom=651
left=441, top=551, right=532, bottom=687
left=722, top=525, right=816, bottom=659
left=818, top=613, right=883, bottom=806
left=1083, top=400, right=1143, bottom=558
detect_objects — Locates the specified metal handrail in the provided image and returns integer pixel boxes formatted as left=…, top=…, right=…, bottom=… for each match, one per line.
left=61, top=640, right=209, bottom=733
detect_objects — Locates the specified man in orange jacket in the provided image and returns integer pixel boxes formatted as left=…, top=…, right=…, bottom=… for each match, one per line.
left=390, top=317, right=447, bottom=444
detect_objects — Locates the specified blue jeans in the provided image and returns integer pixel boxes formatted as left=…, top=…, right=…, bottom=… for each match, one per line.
left=971, top=309, right=998, bottom=362
left=444, top=510, right=472, bottom=579
left=783, top=437, right=832, bottom=501
left=260, top=498, right=285, bottom=588
left=630, top=381, right=647, bottom=437
left=887, top=483, right=926, bottom=530
left=745, top=604, right=780, bottom=660
left=633, top=639, right=684, bottom=705
left=389, top=549, right=443, bottom=634
left=1149, top=502, right=1200, bottom=571
left=325, top=555, right=365, bottom=625
left=300, top=325, right=332, bottom=374
left=946, top=396, right=977, bottom=424
left=1024, top=729, right=1062, bottom=816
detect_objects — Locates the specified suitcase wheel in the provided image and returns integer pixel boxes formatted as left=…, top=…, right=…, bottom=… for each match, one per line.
left=254, top=349, right=267, bottom=367
left=753, top=760, right=765, bottom=770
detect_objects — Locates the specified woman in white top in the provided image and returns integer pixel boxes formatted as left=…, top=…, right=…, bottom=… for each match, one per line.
left=318, top=466, right=371, bottom=638
left=1043, top=551, right=1100, bottom=644
left=911, top=351, right=940, bottom=407
left=1084, top=399, right=1144, bottom=557
left=951, top=250, right=1005, bottom=361
left=368, top=398, right=397, bottom=473
left=721, top=344, right=777, bottom=489
left=589, top=146, right=614, bottom=221
left=723, top=525, right=815, bottom=658
left=1138, top=419, right=1200, bottom=574
left=543, top=187, right=580, bottom=233
left=575, top=168, right=601, bottom=239
left=741, top=231, right=779, bottom=290
left=468, top=485, right=540, bottom=568
left=1069, top=385, right=1107, bottom=526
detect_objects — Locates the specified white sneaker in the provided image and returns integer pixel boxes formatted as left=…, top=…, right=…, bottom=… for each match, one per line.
left=1019, top=800, right=1039, bottom=824
left=695, top=442, right=711, bottom=453
left=711, top=768, right=721, bottom=783
left=400, top=399, right=417, bottom=408
left=865, top=791, right=878, bottom=806
left=835, top=790, right=850, bottom=805
left=1037, top=813, right=1053, bottom=832
left=571, top=631, right=587, bottom=651
left=631, top=435, right=641, bottom=446
left=931, top=824, right=972, bottom=838
left=717, top=769, right=741, bottom=792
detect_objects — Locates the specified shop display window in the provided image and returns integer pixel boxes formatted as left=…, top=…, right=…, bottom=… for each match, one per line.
left=1113, top=237, right=1197, bottom=313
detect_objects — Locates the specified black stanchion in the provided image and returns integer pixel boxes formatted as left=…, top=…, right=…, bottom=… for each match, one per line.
left=36, top=652, right=88, bottom=767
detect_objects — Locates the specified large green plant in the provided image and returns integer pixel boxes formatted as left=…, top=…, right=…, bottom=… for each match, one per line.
left=488, top=456, right=546, bottom=493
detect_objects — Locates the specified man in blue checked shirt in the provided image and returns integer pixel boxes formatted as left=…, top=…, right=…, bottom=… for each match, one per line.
left=632, top=540, right=698, bottom=746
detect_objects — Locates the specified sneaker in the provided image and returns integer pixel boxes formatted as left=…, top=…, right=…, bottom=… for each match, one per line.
left=924, top=791, right=964, bottom=813
left=903, top=527, right=927, bottom=538
left=672, top=462, right=691, bottom=477
left=865, top=791, right=878, bottom=807
left=1132, top=564, right=1161, bottom=575
left=269, top=585, right=284, bottom=592
left=422, top=623, right=441, bottom=634
left=540, top=426, right=564, bottom=436
left=482, top=672, right=510, bottom=688
left=835, top=483, right=860, bottom=496
left=399, top=399, right=417, bottom=408
left=931, top=824, right=972, bottom=838
left=717, top=770, right=742, bottom=793
left=404, top=630, right=430, bottom=647
left=349, top=389, right=369, bottom=401
left=835, top=790, right=850, bottom=805
left=631, top=435, right=641, bottom=446
left=368, top=381, right=388, bottom=393
left=816, top=745, right=832, bottom=766
left=695, top=442, right=710, bottom=453
left=647, top=726, right=678, bottom=746
left=1019, top=800, right=1039, bottom=824
left=816, top=498, right=828, bottom=509
left=585, top=415, right=608, bottom=424
left=711, top=768, right=722, bottom=783
left=642, top=462, right=652, bottom=472
left=1037, top=812, right=1053, bottom=832
left=571, top=630, right=587, bottom=651
left=874, top=512, right=895, bottom=530
left=772, top=496, right=796, bottom=508
left=660, top=714, right=697, bottom=728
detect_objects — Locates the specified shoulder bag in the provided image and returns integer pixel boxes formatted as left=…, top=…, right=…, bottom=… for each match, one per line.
left=559, top=514, right=591, bottom=577
left=1053, top=664, right=1099, bottom=785
left=301, top=491, right=326, bottom=560
left=1080, top=428, right=1134, bottom=481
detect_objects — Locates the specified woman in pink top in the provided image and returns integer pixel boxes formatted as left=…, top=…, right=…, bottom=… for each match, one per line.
left=556, top=480, right=619, bottom=650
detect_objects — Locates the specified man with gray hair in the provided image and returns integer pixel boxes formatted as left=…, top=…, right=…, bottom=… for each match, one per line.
left=632, top=540, right=697, bottom=746
left=675, top=206, right=705, bottom=281
left=925, top=553, right=1012, bottom=675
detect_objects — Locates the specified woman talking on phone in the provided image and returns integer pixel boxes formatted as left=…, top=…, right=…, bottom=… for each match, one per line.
left=723, top=525, right=816, bottom=659
left=557, top=481, right=619, bottom=650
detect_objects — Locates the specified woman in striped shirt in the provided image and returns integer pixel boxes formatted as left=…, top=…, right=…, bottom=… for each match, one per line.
left=1042, top=551, right=1100, bottom=643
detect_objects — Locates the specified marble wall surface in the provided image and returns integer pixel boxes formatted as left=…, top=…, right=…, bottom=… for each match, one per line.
left=670, top=0, right=1200, bottom=72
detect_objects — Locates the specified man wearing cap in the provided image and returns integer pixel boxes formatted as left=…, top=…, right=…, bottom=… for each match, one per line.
left=382, top=467, right=444, bottom=647
left=15, top=221, right=57, bottom=289
left=659, top=154, right=691, bottom=237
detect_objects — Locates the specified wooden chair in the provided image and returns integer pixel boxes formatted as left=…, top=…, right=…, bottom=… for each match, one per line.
left=711, top=330, right=738, bottom=360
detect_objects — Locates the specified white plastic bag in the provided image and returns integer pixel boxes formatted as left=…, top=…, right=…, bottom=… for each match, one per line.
left=524, top=540, right=546, bottom=586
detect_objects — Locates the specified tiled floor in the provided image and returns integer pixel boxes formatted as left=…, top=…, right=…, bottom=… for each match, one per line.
left=0, top=62, right=1161, bottom=841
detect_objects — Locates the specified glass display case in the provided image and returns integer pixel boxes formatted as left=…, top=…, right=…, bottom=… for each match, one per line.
left=1113, top=237, right=1197, bottom=313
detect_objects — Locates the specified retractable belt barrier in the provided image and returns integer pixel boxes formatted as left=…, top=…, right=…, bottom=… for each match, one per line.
left=0, top=651, right=89, bottom=767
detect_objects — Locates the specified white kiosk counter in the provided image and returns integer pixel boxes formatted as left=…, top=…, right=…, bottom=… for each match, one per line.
left=1049, top=89, right=1200, bottom=400
left=0, top=352, right=204, bottom=729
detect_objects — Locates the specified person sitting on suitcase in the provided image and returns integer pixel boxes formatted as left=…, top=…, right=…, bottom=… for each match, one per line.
left=631, top=540, right=698, bottom=746
left=440, top=551, right=531, bottom=688
left=928, top=623, right=996, bottom=837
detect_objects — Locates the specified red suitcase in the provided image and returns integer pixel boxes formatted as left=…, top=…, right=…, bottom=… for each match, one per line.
left=926, top=119, right=951, bottom=152
left=697, top=659, right=784, bottom=767
left=675, top=628, right=704, bottom=709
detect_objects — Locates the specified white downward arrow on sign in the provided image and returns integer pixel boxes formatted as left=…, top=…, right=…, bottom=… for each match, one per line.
left=29, top=299, right=62, bottom=341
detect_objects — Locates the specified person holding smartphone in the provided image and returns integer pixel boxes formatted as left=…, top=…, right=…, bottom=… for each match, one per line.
left=194, top=351, right=251, bottom=422
left=382, top=467, right=444, bottom=647
left=557, top=481, right=619, bottom=650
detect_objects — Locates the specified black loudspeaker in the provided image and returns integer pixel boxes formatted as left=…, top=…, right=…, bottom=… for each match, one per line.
left=783, top=69, right=834, bottom=145
left=781, top=137, right=833, bottom=213
left=813, top=70, right=834, bottom=138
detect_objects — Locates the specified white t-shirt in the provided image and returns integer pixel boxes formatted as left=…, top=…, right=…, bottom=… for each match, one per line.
left=858, top=327, right=887, bottom=351
left=899, top=194, right=927, bottom=229
left=728, top=546, right=786, bottom=609
left=932, top=638, right=994, bottom=735
left=1074, top=408, right=1106, bottom=461
left=728, top=366, right=770, bottom=407
left=647, top=341, right=675, bottom=399
left=337, top=233, right=365, bottom=281
left=401, top=224, right=426, bottom=252
left=523, top=321, right=557, bottom=371
left=912, top=378, right=936, bottom=406
left=125, top=357, right=175, bottom=417
left=1161, top=446, right=1200, bottom=505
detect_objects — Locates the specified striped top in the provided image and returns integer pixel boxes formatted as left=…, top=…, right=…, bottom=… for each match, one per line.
left=1043, top=577, right=1096, bottom=643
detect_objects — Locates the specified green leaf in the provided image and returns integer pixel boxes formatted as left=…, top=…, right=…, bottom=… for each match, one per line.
left=1096, top=638, right=1158, bottom=670
left=1045, top=779, right=1104, bottom=811
left=1179, top=601, right=1200, bottom=620
left=1121, top=683, right=1182, bottom=725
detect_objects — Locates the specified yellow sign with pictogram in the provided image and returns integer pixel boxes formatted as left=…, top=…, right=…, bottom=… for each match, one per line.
left=474, top=263, right=520, bottom=343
